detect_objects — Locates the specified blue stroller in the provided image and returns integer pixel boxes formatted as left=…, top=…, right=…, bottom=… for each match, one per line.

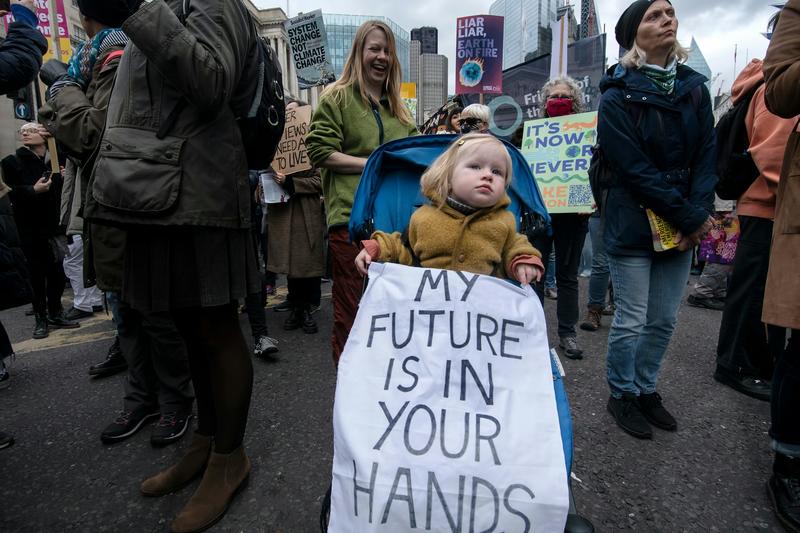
left=318, top=134, right=593, bottom=533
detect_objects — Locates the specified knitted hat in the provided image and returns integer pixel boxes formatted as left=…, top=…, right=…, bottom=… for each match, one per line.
left=615, top=0, right=672, bottom=50
left=76, top=0, right=129, bottom=28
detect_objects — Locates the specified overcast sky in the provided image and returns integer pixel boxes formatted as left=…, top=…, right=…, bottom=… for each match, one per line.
left=256, top=0, right=778, bottom=97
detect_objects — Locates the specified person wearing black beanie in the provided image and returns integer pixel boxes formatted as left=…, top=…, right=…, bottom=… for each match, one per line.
left=615, top=0, right=673, bottom=52
left=597, top=0, right=717, bottom=442
left=76, top=0, right=130, bottom=28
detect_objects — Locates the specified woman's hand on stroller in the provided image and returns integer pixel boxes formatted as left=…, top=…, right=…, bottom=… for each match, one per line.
left=515, top=264, right=542, bottom=285
left=355, top=249, right=372, bottom=276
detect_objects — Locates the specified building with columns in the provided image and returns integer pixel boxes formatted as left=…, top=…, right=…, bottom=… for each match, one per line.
left=243, top=2, right=323, bottom=107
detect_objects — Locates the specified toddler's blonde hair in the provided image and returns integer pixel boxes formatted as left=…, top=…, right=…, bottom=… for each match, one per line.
left=421, top=133, right=513, bottom=207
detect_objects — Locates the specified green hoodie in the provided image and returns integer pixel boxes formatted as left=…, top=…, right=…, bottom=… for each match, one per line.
left=306, top=85, right=418, bottom=228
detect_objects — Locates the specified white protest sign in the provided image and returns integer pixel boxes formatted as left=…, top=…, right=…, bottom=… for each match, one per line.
left=285, top=10, right=336, bottom=89
left=329, top=263, right=569, bottom=532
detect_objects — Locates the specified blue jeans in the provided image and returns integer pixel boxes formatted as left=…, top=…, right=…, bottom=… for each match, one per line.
left=544, top=252, right=556, bottom=290
left=587, top=214, right=610, bottom=308
left=606, top=250, right=692, bottom=398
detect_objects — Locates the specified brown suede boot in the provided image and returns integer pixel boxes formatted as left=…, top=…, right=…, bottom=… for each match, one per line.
left=170, top=446, right=251, bottom=533
left=141, top=433, right=212, bottom=497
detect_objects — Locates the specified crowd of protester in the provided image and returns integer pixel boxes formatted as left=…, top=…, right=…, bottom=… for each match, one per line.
left=0, top=0, right=798, bottom=531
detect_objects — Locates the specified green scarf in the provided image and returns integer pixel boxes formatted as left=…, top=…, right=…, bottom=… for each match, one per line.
left=639, top=59, right=677, bottom=94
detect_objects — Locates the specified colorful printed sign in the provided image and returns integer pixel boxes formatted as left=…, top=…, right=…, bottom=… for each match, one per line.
left=461, top=34, right=607, bottom=138
left=400, top=82, right=417, bottom=123
left=455, top=15, right=503, bottom=95
left=4, top=0, right=71, bottom=63
left=285, top=10, right=335, bottom=89
left=329, top=263, right=569, bottom=532
left=271, top=105, right=312, bottom=175
left=522, top=111, right=597, bottom=214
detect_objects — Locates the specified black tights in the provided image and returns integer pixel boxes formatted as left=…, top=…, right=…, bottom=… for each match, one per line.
left=172, top=303, right=253, bottom=454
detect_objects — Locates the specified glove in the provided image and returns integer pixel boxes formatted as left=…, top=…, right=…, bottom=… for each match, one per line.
left=46, top=75, right=82, bottom=101
left=39, top=59, right=69, bottom=87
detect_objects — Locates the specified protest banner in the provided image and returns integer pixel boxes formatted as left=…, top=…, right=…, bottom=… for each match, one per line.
left=285, top=10, right=336, bottom=89
left=455, top=15, right=504, bottom=95
left=462, top=34, right=606, bottom=137
left=329, top=263, right=569, bottom=532
left=271, top=104, right=312, bottom=175
left=3, top=0, right=71, bottom=63
left=522, top=111, right=597, bottom=214
left=400, top=82, right=417, bottom=123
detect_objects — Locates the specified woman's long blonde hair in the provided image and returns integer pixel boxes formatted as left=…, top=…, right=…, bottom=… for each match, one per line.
left=321, top=21, right=413, bottom=125
left=421, top=133, right=513, bottom=207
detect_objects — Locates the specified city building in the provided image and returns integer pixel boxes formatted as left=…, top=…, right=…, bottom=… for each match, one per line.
left=0, top=0, right=81, bottom=159
left=244, top=2, right=323, bottom=107
left=579, top=0, right=600, bottom=39
left=418, top=54, right=448, bottom=125
left=489, top=0, right=563, bottom=69
left=556, top=3, right=579, bottom=44
left=323, top=14, right=411, bottom=82
left=686, top=37, right=713, bottom=90
left=411, top=27, right=438, bottom=54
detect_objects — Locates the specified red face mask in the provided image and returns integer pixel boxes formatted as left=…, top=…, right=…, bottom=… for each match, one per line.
left=545, top=97, right=573, bottom=117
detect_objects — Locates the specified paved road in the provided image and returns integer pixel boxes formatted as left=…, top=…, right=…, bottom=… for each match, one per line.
left=0, top=279, right=783, bottom=532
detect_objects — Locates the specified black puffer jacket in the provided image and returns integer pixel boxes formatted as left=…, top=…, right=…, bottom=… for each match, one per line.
left=0, top=19, right=48, bottom=93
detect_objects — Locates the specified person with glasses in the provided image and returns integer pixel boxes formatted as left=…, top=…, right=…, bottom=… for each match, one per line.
left=538, top=77, right=590, bottom=360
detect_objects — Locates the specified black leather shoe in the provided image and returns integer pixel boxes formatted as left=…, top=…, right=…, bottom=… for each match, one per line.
left=32, top=314, right=48, bottom=339
left=637, top=392, right=677, bottom=431
left=302, top=307, right=318, bottom=334
left=767, top=456, right=800, bottom=533
left=607, top=394, right=652, bottom=439
left=63, top=307, right=94, bottom=321
left=47, top=312, right=80, bottom=329
left=283, top=307, right=302, bottom=330
left=88, top=337, right=127, bottom=378
left=713, top=367, right=771, bottom=402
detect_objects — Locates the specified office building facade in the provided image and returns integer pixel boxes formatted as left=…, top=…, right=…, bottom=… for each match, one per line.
left=489, top=0, right=563, bottom=69
left=411, top=27, right=438, bottom=54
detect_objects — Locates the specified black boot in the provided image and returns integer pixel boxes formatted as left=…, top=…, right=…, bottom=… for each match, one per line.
left=767, top=453, right=800, bottom=532
left=47, top=310, right=80, bottom=330
left=32, top=313, right=48, bottom=339
left=88, top=337, right=128, bottom=378
left=302, top=306, right=318, bottom=334
left=283, top=306, right=302, bottom=330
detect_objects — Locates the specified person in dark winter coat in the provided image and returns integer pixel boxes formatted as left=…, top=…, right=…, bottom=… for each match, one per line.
left=2, top=123, right=77, bottom=339
left=0, top=0, right=48, bottom=93
left=83, top=1, right=266, bottom=530
left=0, top=0, right=52, bottom=451
left=39, top=0, right=194, bottom=450
left=598, top=0, right=716, bottom=440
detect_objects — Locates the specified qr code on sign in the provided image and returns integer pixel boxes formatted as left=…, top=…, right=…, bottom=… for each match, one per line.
left=568, top=184, right=593, bottom=206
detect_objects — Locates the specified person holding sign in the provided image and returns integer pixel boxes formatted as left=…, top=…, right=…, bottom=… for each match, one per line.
left=306, top=20, right=417, bottom=365
left=267, top=99, right=325, bottom=335
left=355, top=133, right=544, bottom=283
left=597, top=0, right=716, bottom=440
left=538, top=76, right=590, bottom=360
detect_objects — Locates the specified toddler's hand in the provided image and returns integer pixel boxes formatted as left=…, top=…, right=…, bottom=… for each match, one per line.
left=515, top=264, right=541, bottom=285
left=355, top=249, right=372, bottom=276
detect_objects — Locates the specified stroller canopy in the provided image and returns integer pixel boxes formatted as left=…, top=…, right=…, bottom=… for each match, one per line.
left=349, top=134, right=551, bottom=241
